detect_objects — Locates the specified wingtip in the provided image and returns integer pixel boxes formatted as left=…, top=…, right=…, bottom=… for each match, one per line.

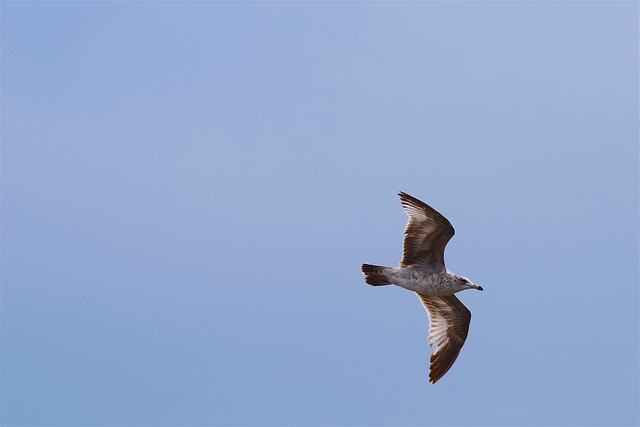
left=398, top=191, right=415, bottom=206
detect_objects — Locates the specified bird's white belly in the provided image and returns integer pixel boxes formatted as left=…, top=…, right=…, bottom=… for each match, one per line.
left=389, top=268, right=454, bottom=296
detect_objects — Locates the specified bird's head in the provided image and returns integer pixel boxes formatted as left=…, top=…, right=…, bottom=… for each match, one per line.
left=455, top=274, right=483, bottom=291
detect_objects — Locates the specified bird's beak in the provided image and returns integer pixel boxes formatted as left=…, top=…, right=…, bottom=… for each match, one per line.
left=476, top=285, right=484, bottom=291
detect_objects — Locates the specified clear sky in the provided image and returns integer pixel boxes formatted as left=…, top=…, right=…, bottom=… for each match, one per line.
left=2, top=2, right=638, bottom=426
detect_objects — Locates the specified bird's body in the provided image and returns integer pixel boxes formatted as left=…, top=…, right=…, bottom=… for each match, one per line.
left=361, top=192, right=483, bottom=383
left=373, top=267, right=472, bottom=296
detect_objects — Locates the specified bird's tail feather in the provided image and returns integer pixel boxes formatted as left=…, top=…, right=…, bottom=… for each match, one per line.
left=361, top=264, right=394, bottom=286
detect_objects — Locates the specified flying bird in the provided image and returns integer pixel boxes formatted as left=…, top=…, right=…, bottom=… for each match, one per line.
left=361, top=192, right=483, bottom=383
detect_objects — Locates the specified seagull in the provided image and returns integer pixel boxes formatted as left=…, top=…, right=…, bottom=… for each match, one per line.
left=361, top=192, right=483, bottom=383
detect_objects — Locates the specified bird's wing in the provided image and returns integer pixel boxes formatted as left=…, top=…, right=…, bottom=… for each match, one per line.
left=398, top=192, right=455, bottom=270
left=416, top=293, right=471, bottom=384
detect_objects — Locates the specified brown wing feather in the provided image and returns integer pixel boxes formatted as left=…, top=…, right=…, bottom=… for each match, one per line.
left=416, top=293, right=471, bottom=383
left=398, top=192, right=455, bottom=270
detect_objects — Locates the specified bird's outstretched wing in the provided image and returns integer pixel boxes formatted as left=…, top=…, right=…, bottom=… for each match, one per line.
left=398, top=192, right=455, bottom=270
left=416, top=293, right=471, bottom=383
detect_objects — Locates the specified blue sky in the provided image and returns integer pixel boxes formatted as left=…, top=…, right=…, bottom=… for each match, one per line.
left=2, top=2, right=638, bottom=426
